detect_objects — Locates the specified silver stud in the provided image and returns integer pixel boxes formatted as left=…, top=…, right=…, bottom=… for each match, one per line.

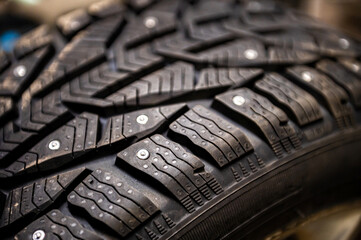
left=301, top=71, right=313, bottom=82
left=136, top=114, right=149, bottom=125
left=144, top=16, right=158, bottom=28
left=352, top=63, right=360, bottom=72
left=70, top=21, right=80, bottom=30
left=232, top=96, right=246, bottom=106
left=48, top=140, right=61, bottom=150
left=339, top=38, right=350, bottom=49
left=33, top=230, right=45, bottom=240
left=137, top=149, right=150, bottom=160
left=13, top=65, right=27, bottom=77
left=244, top=49, right=258, bottom=60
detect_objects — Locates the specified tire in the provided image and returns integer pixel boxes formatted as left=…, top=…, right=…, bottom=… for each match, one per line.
left=1, top=0, right=361, bottom=239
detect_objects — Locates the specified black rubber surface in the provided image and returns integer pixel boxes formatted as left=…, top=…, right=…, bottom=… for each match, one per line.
left=0, top=0, right=361, bottom=239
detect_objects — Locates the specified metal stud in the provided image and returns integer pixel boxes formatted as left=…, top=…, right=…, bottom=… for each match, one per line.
left=13, top=65, right=27, bottom=77
left=33, top=230, right=45, bottom=240
left=352, top=63, right=360, bottom=72
left=301, top=71, right=313, bottom=82
left=137, top=149, right=150, bottom=160
left=144, top=16, right=158, bottom=28
left=70, top=21, right=80, bottom=30
left=232, top=96, right=246, bottom=106
left=244, top=49, right=258, bottom=60
left=48, top=140, right=61, bottom=150
left=136, top=114, right=149, bottom=125
left=339, top=38, right=350, bottom=49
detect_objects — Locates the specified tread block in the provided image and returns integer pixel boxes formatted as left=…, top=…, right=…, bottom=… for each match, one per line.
left=154, top=33, right=202, bottom=62
left=196, top=68, right=262, bottom=91
left=120, top=10, right=176, bottom=48
left=0, top=50, right=10, bottom=73
left=267, top=46, right=318, bottom=65
left=68, top=169, right=158, bottom=237
left=30, top=16, right=124, bottom=97
left=286, top=66, right=355, bottom=129
left=255, top=73, right=322, bottom=126
left=21, top=90, right=69, bottom=132
left=108, top=61, right=262, bottom=107
left=338, top=58, right=361, bottom=78
left=88, top=0, right=124, bottom=18
left=240, top=7, right=292, bottom=31
left=317, top=60, right=361, bottom=108
left=262, top=30, right=318, bottom=52
left=15, top=209, right=101, bottom=240
left=0, top=168, right=89, bottom=228
left=107, top=62, right=194, bottom=106
left=314, top=31, right=361, bottom=57
left=97, top=103, right=187, bottom=147
left=0, top=97, right=14, bottom=123
left=115, top=43, right=163, bottom=73
left=117, top=134, right=223, bottom=212
left=199, top=40, right=268, bottom=66
left=127, top=0, right=156, bottom=12
left=57, top=9, right=92, bottom=37
left=60, top=63, right=128, bottom=109
left=215, top=88, right=301, bottom=158
left=1, top=113, right=98, bottom=177
left=170, top=105, right=253, bottom=167
left=185, top=1, right=232, bottom=42
left=0, top=47, right=51, bottom=96
left=13, top=25, right=53, bottom=59
left=187, top=0, right=231, bottom=24
left=0, top=122, right=34, bottom=161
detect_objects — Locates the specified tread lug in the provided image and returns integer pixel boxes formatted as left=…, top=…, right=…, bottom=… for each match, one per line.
left=255, top=73, right=323, bottom=126
left=0, top=168, right=89, bottom=228
left=13, top=25, right=53, bottom=59
left=287, top=65, right=355, bottom=129
left=215, top=88, right=302, bottom=158
left=117, top=135, right=223, bottom=212
left=317, top=60, right=361, bottom=108
left=68, top=168, right=158, bottom=237
left=170, top=105, right=253, bottom=167
left=57, top=9, right=92, bottom=37
left=15, top=209, right=101, bottom=240
left=1, top=114, right=98, bottom=177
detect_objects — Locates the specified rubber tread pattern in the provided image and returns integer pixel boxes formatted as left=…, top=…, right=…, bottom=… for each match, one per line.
left=57, top=9, right=92, bottom=37
left=98, top=103, right=187, bottom=147
left=0, top=50, right=10, bottom=73
left=0, top=167, right=89, bottom=229
left=29, top=16, right=124, bottom=97
left=117, top=134, right=223, bottom=213
left=0, top=113, right=98, bottom=178
left=0, top=97, right=14, bottom=123
left=0, top=47, right=51, bottom=96
left=255, top=73, right=323, bottom=126
left=13, top=25, right=53, bottom=59
left=316, top=60, right=361, bottom=108
left=88, top=0, right=124, bottom=18
left=215, top=88, right=302, bottom=158
left=68, top=168, right=158, bottom=237
left=107, top=62, right=263, bottom=107
left=170, top=105, right=253, bottom=167
left=1, top=104, right=186, bottom=178
left=0, top=0, right=360, bottom=239
left=15, top=209, right=101, bottom=240
left=286, top=65, right=355, bottom=129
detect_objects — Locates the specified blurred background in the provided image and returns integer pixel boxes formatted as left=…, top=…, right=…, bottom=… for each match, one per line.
left=0, top=0, right=361, bottom=51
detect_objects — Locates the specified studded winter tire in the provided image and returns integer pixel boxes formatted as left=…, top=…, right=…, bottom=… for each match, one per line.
left=1, top=0, right=361, bottom=239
